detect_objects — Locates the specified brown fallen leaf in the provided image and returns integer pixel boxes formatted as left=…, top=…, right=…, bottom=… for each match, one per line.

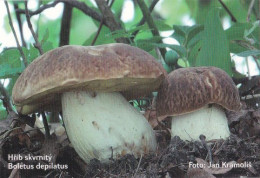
left=144, top=109, right=158, bottom=128
left=196, top=158, right=236, bottom=175
left=248, top=164, right=257, bottom=175
left=9, top=127, right=31, bottom=148
left=252, top=109, right=260, bottom=118
left=226, top=102, right=249, bottom=125
left=8, top=165, right=21, bottom=178
left=187, top=168, right=216, bottom=178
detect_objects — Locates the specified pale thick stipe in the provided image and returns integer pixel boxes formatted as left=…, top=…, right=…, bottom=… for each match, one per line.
left=62, top=91, right=157, bottom=163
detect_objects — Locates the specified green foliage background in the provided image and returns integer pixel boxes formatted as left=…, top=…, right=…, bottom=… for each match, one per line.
left=0, top=0, right=260, bottom=119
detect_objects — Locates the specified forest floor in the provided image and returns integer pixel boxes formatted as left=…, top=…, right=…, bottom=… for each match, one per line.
left=0, top=101, right=259, bottom=178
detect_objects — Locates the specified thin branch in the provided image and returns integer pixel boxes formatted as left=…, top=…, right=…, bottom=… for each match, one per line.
left=95, top=0, right=130, bottom=44
left=16, top=0, right=108, bottom=27
left=247, top=0, right=256, bottom=21
left=253, top=57, right=260, bottom=71
left=133, top=154, right=143, bottom=177
left=136, top=0, right=166, bottom=57
left=16, top=0, right=59, bottom=16
left=41, top=112, right=51, bottom=139
left=24, top=0, right=43, bottom=55
left=218, top=0, right=237, bottom=22
left=14, top=3, right=26, bottom=47
left=59, top=3, right=73, bottom=46
left=0, top=82, right=13, bottom=114
left=4, top=0, right=27, bottom=67
left=91, top=0, right=115, bottom=46
left=246, top=57, right=251, bottom=79
left=60, top=0, right=107, bottom=26
left=131, top=0, right=159, bottom=39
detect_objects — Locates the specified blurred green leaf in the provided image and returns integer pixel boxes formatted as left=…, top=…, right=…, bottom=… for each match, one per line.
left=83, top=26, right=115, bottom=46
left=196, top=8, right=232, bottom=75
left=187, top=40, right=202, bottom=66
left=226, top=23, right=254, bottom=40
left=195, top=0, right=217, bottom=24
left=0, top=64, right=23, bottom=79
left=187, top=31, right=203, bottom=49
left=225, top=22, right=260, bottom=53
left=42, top=41, right=54, bottom=53
left=0, top=101, right=7, bottom=120
left=172, top=25, right=187, bottom=44
left=6, top=75, right=19, bottom=97
left=25, top=45, right=39, bottom=63
left=239, top=0, right=258, bottom=22
left=111, top=0, right=124, bottom=17
left=159, top=0, right=189, bottom=25
left=0, top=48, right=25, bottom=79
left=235, top=50, right=260, bottom=57
left=38, top=16, right=61, bottom=47
left=41, top=29, right=49, bottom=44
left=135, top=36, right=164, bottom=52
left=172, top=25, right=204, bottom=47
left=151, top=43, right=187, bottom=58
left=109, top=29, right=133, bottom=39
left=41, top=0, right=53, bottom=5
left=186, top=25, right=204, bottom=48
left=155, top=20, right=172, bottom=31
left=229, top=42, right=248, bottom=53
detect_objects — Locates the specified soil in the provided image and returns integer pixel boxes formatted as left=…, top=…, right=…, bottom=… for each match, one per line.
left=0, top=102, right=259, bottom=178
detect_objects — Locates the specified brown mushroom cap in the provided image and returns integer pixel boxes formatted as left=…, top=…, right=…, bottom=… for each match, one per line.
left=156, top=67, right=241, bottom=120
left=12, top=43, right=166, bottom=114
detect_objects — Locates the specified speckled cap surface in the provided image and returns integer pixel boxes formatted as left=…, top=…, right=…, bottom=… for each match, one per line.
left=156, top=67, right=241, bottom=120
left=12, top=43, right=166, bottom=114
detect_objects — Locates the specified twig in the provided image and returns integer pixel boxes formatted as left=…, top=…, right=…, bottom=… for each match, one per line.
left=136, top=0, right=166, bottom=57
left=16, top=0, right=59, bottom=16
left=60, top=0, right=108, bottom=26
left=247, top=0, right=256, bottom=22
left=133, top=154, right=143, bottom=178
left=16, top=0, right=108, bottom=27
left=95, top=0, right=130, bottom=44
left=4, top=0, right=27, bottom=67
left=0, top=82, right=13, bottom=114
left=199, top=135, right=212, bottom=163
left=14, top=3, right=26, bottom=47
left=24, top=0, right=43, bottom=55
left=59, top=3, right=73, bottom=46
left=218, top=0, right=237, bottom=22
left=91, top=0, right=115, bottom=46
left=246, top=57, right=251, bottom=80
left=241, top=93, right=260, bottom=100
left=131, top=0, right=159, bottom=40
left=8, top=165, right=20, bottom=178
left=41, top=112, right=50, bottom=139
left=253, top=56, right=260, bottom=71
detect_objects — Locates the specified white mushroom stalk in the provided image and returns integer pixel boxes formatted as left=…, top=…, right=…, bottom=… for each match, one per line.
left=62, top=91, right=157, bottom=163
left=171, top=105, right=230, bottom=141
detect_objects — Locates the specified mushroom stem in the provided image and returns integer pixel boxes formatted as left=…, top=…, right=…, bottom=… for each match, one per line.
left=171, top=105, right=230, bottom=141
left=61, top=91, right=157, bottom=163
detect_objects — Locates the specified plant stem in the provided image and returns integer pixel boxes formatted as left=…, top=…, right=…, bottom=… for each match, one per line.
left=4, top=0, right=28, bottom=67
left=136, top=0, right=166, bottom=58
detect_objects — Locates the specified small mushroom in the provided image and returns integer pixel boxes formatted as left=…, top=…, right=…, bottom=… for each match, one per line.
left=156, top=67, right=241, bottom=141
left=12, top=43, right=166, bottom=163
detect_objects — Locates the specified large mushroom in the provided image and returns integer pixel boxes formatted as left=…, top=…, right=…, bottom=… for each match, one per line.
left=156, top=67, right=241, bottom=141
left=12, top=43, right=166, bottom=163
